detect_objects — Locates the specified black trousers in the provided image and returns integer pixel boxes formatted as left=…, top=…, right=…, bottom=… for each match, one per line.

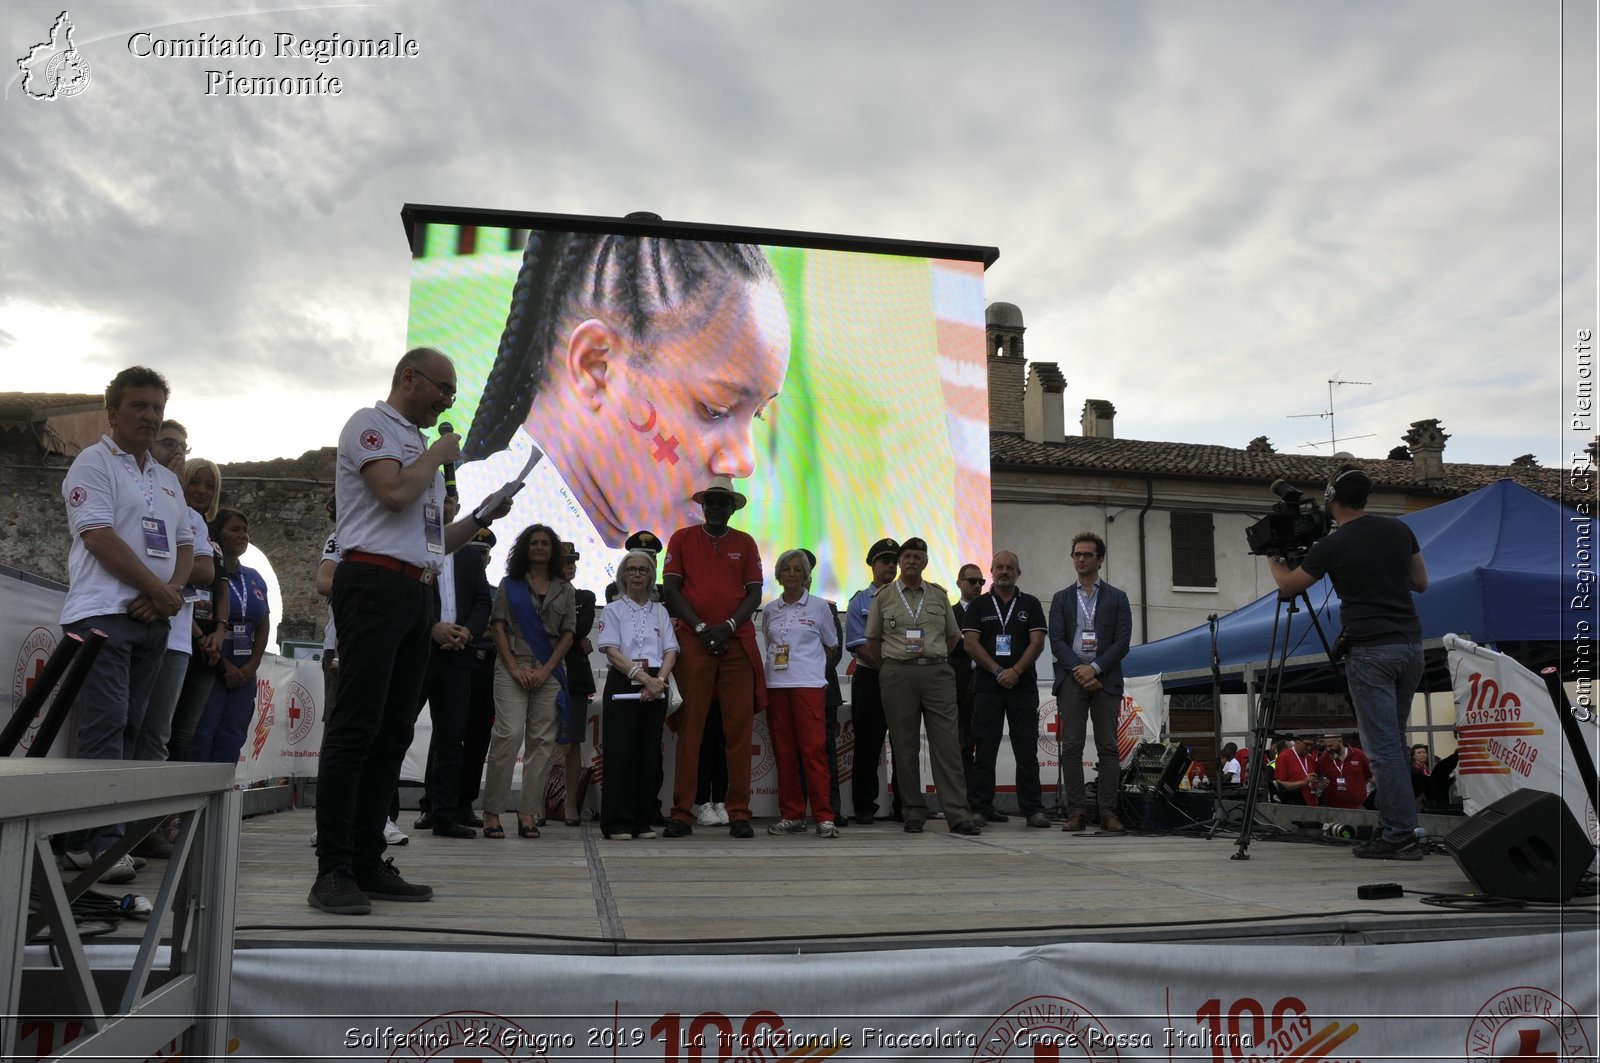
left=600, top=667, right=668, bottom=837
left=315, top=561, right=433, bottom=876
left=849, top=665, right=901, bottom=818
left=417, top=653, right=473, bottom=824
left=971, top=684, right=1043, bottom=815
left=455, top=648, right=496, bottom=818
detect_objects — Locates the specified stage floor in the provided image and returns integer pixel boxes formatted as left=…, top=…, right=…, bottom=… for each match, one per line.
left=81, top=805, right=1576, bottom=953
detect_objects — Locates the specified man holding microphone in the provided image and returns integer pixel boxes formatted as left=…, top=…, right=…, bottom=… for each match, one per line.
left=310, top=348, right=510, bottom=915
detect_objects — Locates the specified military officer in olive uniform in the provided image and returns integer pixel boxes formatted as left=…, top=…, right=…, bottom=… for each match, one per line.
left=861, top=537, right=983, bottom=835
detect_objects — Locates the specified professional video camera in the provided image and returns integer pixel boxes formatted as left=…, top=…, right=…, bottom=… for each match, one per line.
left=1244, top=480, right=1331, bottom=561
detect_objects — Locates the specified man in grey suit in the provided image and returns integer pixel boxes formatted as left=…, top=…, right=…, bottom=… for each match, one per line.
left=1048, top=532, right=1134, bottom=833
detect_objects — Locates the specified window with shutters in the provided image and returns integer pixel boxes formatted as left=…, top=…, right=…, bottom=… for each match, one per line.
left=1170, top=511, right=1217, bottom=588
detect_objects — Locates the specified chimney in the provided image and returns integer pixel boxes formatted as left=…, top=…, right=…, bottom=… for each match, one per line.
left=1402, top=419, right=1450, bottom=486
left=986, top=302, right=1026, bottom=433
left=1081, top=399, right=1117, bottom=439
left=1023, top=362, right=1066, bottom=443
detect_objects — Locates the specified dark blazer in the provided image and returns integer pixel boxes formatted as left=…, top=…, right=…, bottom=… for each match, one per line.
left=1048, top=580, right=1134, bottom=696
left=434, top=544, right=493, bottom=671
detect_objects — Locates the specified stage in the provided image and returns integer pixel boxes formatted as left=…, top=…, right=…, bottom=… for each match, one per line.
left=19, top=802, right=1600, bottom=1060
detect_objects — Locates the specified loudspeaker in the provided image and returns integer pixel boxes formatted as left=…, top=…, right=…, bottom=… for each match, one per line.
left=1444, top=789, right=1592, bottom=902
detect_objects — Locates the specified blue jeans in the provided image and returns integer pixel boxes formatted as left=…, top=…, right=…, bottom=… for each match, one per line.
left=1344, top=642, right=1423, bottom=842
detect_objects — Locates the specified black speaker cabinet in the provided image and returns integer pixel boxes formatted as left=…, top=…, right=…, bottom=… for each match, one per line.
left=1444, top=789, right=1592, bottom=902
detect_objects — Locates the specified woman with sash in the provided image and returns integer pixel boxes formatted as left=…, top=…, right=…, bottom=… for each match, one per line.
left=483, top=523, right=575, bottom=839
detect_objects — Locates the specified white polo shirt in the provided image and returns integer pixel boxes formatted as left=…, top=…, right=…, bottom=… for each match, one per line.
left=166, top=507, right=215, bottom=654
left=595, top=597, right=678, bottom=669
left=760, top=591, right=838, bottom=689
left=335, top=401, right=444, bottom=569
left=62, top=436, right=194, bottom=626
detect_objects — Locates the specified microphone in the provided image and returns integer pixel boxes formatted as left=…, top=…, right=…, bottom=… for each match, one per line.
left=438, top=422, right=459, bottom=497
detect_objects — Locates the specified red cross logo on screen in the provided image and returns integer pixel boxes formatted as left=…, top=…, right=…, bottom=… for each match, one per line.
left=651, top=433, right=680, bottom=465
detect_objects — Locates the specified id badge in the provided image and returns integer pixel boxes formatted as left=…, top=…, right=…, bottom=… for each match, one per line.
left=192, top=588, right=212, bottom=622
left=772, top=643, right=791, bottom=670
left=994, top=634, right=1013, bottom=657
left=1082, top=629, right=1099, bottom=655
left=904, top=628, right=924, bottom=655
left=142, top=517, right=171, bottom=559
left=423, top=501, right=445, bottom=554
left=230, top=621, right=250, bottom=655
left=1334, top=775, right=1346, bottom=792
left=632, top=659, right=649, bottom=686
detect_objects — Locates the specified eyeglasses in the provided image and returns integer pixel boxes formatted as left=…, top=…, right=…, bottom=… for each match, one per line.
left=621, top=567, right=652, bottom=575
left=960, top=577, right=985, bottom=585
left=1071, top=551, right=1100, bottom=560
left=153, top=438, right=190, bottom=455
left=411, top=367, right=457, bottom=400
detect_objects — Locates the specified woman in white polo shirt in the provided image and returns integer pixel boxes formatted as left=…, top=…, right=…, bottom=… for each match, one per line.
left=594, top=548, right=678, bottom=840
left=761, top=549, right=840, bottom=838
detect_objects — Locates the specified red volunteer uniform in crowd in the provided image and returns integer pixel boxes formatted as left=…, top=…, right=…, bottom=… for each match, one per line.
left=662, top=477, right=765, bottom=837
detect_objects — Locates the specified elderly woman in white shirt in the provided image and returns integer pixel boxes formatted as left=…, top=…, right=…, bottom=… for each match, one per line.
left=595, top=548, right=679, bottom=840
left=761, top=548, right=840, bottom=838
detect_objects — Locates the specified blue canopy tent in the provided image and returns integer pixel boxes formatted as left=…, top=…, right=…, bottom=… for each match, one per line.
left=1124, top=480, right=1582, bottom=693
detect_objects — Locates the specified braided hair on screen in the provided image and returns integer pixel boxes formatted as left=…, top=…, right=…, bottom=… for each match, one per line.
left=463, top=232, right=773, bottom=461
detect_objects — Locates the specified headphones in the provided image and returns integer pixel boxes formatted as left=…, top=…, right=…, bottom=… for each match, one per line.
left=1324, top=466, right=1364, bottom=502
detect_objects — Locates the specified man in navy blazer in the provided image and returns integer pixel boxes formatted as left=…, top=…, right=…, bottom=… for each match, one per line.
left=1048, top=532, right=1134, bottom=833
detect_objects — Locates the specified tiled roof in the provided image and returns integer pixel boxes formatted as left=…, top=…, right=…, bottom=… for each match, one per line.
left=989, top=432, right=1570, bottom=501
left=0, top=393, right=101, bottom=420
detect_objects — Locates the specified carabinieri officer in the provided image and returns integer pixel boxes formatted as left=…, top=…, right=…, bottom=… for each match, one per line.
left=309, top=347, right=510, bottom=916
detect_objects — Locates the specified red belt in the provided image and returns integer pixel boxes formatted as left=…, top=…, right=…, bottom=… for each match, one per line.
left=345, top=550, right=436, bottom=584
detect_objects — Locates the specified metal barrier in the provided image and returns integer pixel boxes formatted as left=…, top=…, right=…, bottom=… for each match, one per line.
left=0, top=759, right=238, bottom=1061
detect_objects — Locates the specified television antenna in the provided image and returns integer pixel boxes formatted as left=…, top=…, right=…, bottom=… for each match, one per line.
left=1290, top=377, right=1373, bottom=451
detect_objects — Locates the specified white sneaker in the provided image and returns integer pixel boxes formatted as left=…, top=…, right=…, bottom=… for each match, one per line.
left=98, top=855, right=138, bottom=884
left=383, top=819, right=410, bottom=846
left=308, top=831, right=318, bottom=847
left=817, top=820, right=840, bottom=838
left=695, top=803, right=720, bottom=827
left=768, top=818, right=808, bottom=835
left=713, top=802, right=730, bottom=825
left=634, top=829, right=657, bottom=839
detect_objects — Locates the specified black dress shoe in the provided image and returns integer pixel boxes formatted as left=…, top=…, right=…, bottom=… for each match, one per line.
left=648, top=812, right=668, bottom=827
left=853, top=814, right=876, bottom=825
left=978, top=806, right=1009, bottom=823
left=413, top=812, right=434, bottom=830
left=729, top=819, right=754, bottom=839
left=457, top=811, right=484, bottom=828
left=432, top=821, right=477, bottom=839
left=903, top=820, right=925, bottom=833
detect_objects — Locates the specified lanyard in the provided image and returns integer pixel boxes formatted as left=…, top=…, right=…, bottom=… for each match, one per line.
left=775, top=595, right=807, bottom=644
left=991, top=591, right=1019, bottom=630
left=105, top=439, right=157, bottom=515
left=229, top=569, right=248, bottom=616
left=895, top=582, right=925, bottom=623
left=1076, top=582, right=1098, bottom=627
left=623, top=597, right=653, bottom=657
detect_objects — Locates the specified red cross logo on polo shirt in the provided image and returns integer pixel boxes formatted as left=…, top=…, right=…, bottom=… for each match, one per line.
left=360, top=429, right=383, bottom=451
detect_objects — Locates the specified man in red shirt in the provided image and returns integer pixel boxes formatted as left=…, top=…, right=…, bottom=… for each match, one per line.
left=1272, top=734, right=1320, bottom=806
left=661, top=476, right=764, bottom=839
left=1316, top=732, right=1373, bottom=810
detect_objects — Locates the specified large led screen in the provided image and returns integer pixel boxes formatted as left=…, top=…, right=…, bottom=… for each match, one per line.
left=403, top=213, right=993, bottom=602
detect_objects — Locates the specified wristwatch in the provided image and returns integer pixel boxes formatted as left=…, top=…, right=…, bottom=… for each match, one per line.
left=694, top=622, right=708, bottom=635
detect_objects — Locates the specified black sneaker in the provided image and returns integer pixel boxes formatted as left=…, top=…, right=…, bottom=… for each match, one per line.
left=354, top=858, right=435, bottom=901
left=729, top=820, right=754, bottom=839
left=903, top=819, right=925, bottom=833
left=308, top=868, right=372, bottom=915
left=662, top=820, right=693, bottom=838
left=1353, top=836, right=1423, bottom=861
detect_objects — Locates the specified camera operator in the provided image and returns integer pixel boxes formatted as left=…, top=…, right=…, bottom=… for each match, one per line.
left=1269, top=465, right=1428, bottom=861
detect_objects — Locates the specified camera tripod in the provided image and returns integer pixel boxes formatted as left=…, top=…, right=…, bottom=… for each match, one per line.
left=1230, top=587, right=1343, bottom=860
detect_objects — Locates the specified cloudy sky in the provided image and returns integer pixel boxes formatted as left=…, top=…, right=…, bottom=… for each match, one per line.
left=3, top=0, right=1593, bottom=469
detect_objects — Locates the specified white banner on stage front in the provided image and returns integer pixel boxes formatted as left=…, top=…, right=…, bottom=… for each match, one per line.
left=1446, top=634, right=1600, bottom=846
left=231, top=653, right=327, bottom=785
left=201, top=932, right=1600, bottom=1062
left=1, top=569, right=70, bottom=755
